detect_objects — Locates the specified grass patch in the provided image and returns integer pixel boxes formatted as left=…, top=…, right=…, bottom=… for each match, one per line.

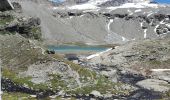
left=51, top=54, right=129, bottom=95
left=0, top=31, right=16, bottom=35
left=31, top=26, right=41, bottom=40
left=2, top=92, right=36, bottom=100
left=48, top=74, right=67, bottom=90
left=145, top=59, right=170, bottom=69
left=2, top=68, right=49, bottom=90
left=148, top=60, right=162, bottom=65
left=0, top=15, right=14, bottom=25
left=51, top=54, right=97, bottom=81
left=68, top=76, right=129, bottom=95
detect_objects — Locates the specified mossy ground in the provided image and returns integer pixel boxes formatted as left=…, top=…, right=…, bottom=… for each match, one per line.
left=0, top=15, right=14, bottom=25
left=2, top=92, right=37, bottom=100
left=144, top=59, right=170, bottom=69
left=2, top=68, right=49, bottom=90
left=30, top=26, right=42, bottom=40
left=0, top=31, right=16, bottom=35
left=51, top=54, right=130, bottom=95
left=2, top=52, right=131, bottom=97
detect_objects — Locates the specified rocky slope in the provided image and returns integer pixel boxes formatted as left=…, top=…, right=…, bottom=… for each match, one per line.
left=1, top=0, right=170, bottom=99
left=0, top=4, right=136, bottom=100
left=86, top=36, right=170, bottom=99
left=11, top=0, right=170, bottom=45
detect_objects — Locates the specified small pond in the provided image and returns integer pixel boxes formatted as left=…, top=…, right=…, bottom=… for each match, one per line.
left=48, top=45, right=109, bottom=53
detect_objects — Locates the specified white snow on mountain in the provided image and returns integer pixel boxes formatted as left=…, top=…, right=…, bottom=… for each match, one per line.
left=107, top=3, right=158, bottom=10
left=68, top=2, right=159, bottom=10
left=88, top=0, right=112, bottom=6
left=68, top=3, right=99, bottom=10
left=65, top=0, right=158, bottom=10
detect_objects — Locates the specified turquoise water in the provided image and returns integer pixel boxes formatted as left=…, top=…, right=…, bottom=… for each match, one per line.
left=48, top=45, right=109, bottom=53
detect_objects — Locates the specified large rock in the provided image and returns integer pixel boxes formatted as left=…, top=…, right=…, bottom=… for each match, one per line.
left=0, top=0, right=14, bottom=11
left=151, top=71, right=170, bottom=82
left=136, top=79, right=170, bottom=92
left=90, top=90, right=102, bottom=97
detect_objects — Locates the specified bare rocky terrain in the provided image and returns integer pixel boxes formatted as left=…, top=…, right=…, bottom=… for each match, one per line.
left=0, top=0, right=170, bottom=100
left=10, top=0, right=170, bottom=45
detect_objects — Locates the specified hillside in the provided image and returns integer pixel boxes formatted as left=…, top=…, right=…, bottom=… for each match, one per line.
left=11, top=0, right=170, bottom=45
left=0, top=0, right=170, bottom=99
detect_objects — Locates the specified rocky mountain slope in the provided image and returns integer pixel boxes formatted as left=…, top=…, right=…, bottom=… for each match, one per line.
left=85, top=36, right=170, bottom=99
left=11, top=0, right=170, bottom=45
left=1, top=0, right=170, bottom=99
left=0, top=2, right=136, bottom=100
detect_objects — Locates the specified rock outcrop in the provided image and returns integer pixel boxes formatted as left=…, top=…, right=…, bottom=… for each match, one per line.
left=136, top=79, right=170, bottom=92
left=0, top=12, right=42, bottom=40
left=0, top=0, right=14, bottom=11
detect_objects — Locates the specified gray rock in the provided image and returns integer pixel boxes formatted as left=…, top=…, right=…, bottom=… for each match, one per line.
left=90, top=90, right=102, bottom=97
left=136, top=79, right=170, bottom=92
left=151, top=71, right=170, bottom=82
left=101, top=69, right=118, bottom=82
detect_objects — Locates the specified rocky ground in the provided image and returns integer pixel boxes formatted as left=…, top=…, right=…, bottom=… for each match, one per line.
left=84, top=37, right=170, bottom=99
left=0, top=9, right=135, bottom=100
left=0, top=0, right=170, bottom=100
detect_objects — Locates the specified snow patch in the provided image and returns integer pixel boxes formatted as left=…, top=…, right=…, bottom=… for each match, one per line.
left=154, top=24, right=159, bottom=33
left=68, top=3, right=99, bottom=10
left=135, top=9, right=142, bottom=13
left=122, top=37, right=127, bottom=41
left=88, top=0, right=112, bottom=6
left=128, top=9, right=133, bottom=15
left=108, top=19, right=114, bottom=32
left=140, top=22, right=143, bottom=27
left=144, top=29, right=147, bottom=38
left=147, top=11, right=153, bottom=17
left=108, top=3, right=158, bottom=10
left=160, top=20, right=165, bottom=24
left=151, top=69, right=170, bottom=72
left=166, top=24, right=170, bottom=28
left=67, top=2, right=159, bottom=11
left=86, top=48, right=112, bottom=60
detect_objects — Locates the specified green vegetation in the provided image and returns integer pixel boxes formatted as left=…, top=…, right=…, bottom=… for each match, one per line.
left=2, top=68, right=49, bottom=90
left=144, top=59, right=170, bottom=69
left=2, top=92, right=36, bottom=100
left=148, top=60, right=162, bottom=65
left=68, top=76, right=128, bottom=95
left=0, top=15, right=14, bottom=25
left=48, top=74, right=67, bottom=90
left=1, top=37, right=130, bottom=96
left=30, top=26, right=42, bottom=40
left=166, top=90, right=170, bottom=97
left=51, top=54, right=130, bottom=95
left=0, top=30, right=16, bottom=35
left=51, top=54, right=96, bottom=82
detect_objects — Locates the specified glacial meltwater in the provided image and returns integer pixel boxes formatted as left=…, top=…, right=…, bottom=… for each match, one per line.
left=48, top=45, right=109, bottom=53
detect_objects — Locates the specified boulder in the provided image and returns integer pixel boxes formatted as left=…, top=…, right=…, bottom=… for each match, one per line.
left=90, top=90, right=102, bottom=97
left=136, top=79, right=170, bottom=92
left=151, top=71, right=170, bottom=82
